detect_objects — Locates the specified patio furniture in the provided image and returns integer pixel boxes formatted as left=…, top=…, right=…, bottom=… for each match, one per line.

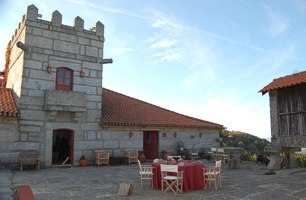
left=95, top=150, right=110, bottom=165
left=125, top=150, right=138, bottom=164
left=16, top=185, right=35, bottom=200
left=137, top=159, right=154, bottom=188
left=203, top=166, right=221, bottom=190
left=167, top=155, right=182, bottom=161
left=160, top=164, right=184, bottom=194
left=217, top=148, right=230, bottom=163
left=19, top=151, right=40, bottom=171
left=190, top=149, right=199, bottom=160
left=152, top=160, right=204, bottom=191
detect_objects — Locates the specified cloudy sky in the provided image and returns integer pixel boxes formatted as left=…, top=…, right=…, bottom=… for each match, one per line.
left=1, top=0, right=306, bottom=139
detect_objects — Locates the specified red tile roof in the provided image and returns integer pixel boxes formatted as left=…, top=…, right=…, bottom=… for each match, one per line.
left=259, top=71, right=306, bottom=95
left=0, top=88, right=18, bottom=117
left=101, top=88, right=223, bottom=130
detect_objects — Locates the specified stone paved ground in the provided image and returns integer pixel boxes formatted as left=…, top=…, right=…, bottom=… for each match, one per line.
left=1, top=160, right=306, bottom=200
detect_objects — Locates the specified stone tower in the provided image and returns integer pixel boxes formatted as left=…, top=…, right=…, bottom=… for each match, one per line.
left=5, top=4, right=112, bottom=167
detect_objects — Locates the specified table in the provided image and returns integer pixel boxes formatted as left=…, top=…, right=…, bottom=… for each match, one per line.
left=152, top=160, right=204, bottom=191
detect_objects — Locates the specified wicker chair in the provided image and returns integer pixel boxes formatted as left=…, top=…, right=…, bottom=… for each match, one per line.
left=95, top=150, right=110, bottom=165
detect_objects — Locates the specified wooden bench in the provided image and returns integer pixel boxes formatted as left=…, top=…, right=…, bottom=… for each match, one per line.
left=16, top=185, right=35, bottom=200
left=20, top=151, right=40, bottom=171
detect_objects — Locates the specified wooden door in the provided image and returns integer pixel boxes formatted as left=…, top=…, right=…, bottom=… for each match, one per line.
left=143, top=131, right=158, bottom=159
left=69, top=131, right=74, bottom=164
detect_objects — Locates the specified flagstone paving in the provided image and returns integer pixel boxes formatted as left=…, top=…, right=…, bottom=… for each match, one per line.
left=1, top=160, right=306, bottom=200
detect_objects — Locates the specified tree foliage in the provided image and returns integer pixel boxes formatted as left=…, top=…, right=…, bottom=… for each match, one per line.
left=220, top=130, right=270, bottom=155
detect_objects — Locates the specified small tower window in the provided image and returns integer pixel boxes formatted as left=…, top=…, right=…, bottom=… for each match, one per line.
left=56, top=67, right=73, bottom=90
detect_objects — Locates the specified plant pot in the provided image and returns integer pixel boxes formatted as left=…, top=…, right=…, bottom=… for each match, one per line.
left=162, top=152, right=169, bottom=160
left=80, top=159, right=88, bottom=167
left=138, top=153, right=145, bottom=163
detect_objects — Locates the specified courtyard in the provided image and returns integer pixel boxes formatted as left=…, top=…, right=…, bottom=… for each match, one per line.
left=1, top=160, right=306, bottom=200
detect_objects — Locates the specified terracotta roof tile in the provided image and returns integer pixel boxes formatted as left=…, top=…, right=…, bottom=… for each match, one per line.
left=259, top=71, right=306, bottom=94
left=0, top=88, right=18, bottom=117
left=101, top=88, right=223, bottom=130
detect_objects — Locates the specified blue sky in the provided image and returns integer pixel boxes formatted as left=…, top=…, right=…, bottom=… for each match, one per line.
left=1, top=0, right=306, bottom=139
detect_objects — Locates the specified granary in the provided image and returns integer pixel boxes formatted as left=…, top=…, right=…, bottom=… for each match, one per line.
left=260, top=71, right=306, bottom=169
left=0, top=5, right=223, bottom=168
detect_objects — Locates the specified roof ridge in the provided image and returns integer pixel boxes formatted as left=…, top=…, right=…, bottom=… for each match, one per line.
left=102, top=87, right=222, bottom=127
left=259, top=70, right=306, bottom=94
left=273, top=71, right=306, bottom=81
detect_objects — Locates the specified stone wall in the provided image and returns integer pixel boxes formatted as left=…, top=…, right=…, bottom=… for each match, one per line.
left=94, top=129, right=219, bottom=162
left=3, top=4, right=105, bottom=167
left=0, top=117, right=19, bottom=167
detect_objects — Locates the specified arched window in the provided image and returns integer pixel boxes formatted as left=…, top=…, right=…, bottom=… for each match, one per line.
left=56, top=67, right=73, bottom=90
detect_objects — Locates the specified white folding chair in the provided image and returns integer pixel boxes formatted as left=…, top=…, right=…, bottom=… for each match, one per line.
left=210, top=148, right=217, bottom=161
left=160, top=164, right=184, bottom=194
left=137, top=159, right=154, bottom=188
left=203, top=166, right=221, bottom=190
left=217, top=148, right=230, bottom=163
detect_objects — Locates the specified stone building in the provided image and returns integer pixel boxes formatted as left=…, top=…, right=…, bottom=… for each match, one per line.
left=0, top=5, right=223, bottom=168
left=260, top=71, right=306, bottom=168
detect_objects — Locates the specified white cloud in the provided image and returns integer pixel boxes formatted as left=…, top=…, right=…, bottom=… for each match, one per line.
left=182, top=74, right=199, bottom=87
left=149, top=94, right=271, bottom=139
left=199, top=97, right=271, bottom=139
left=150, top=40, right=177, bottom=48
left=9, top=12, right=19, bottom=21
left=111, top=48, right=133, bottom=56
left=150, top=14, right=184, bottom=31
left=262, top=4, right=289, bottom=38
left=151, top=49, right=181, bottom=63
left=65, top=0, right=148, bottom=20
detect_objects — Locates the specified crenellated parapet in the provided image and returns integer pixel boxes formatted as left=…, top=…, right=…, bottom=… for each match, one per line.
left=9, top=4, right=105, bottom=51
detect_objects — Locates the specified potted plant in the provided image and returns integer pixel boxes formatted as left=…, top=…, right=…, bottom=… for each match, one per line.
left=161, top=150, right=169, bottom=160
left=138, top=150, right=145, bottom=163
left=79, top=155, right=88, bottom=167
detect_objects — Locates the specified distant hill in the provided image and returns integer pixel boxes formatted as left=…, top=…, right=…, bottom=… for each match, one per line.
left=220, top=130, right=270, bottom=155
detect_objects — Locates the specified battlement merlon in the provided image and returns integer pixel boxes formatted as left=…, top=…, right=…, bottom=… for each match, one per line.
left=25, top=4, right=104, bottom=36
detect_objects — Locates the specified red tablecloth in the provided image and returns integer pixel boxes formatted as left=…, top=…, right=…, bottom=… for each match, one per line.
left=152, top=160, right=205, bottom=191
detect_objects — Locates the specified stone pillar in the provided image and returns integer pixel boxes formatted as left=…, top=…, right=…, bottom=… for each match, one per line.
left=269, top=90, right=279, bottom=144
left=289, top=147, right=300, bottom=168
left=95, top=21, right=104, bottom=36
left=52, top=10, right=62, bottom=27
left=282, top=147, right=300, bottom=168
left=74, top=16, right=84, bottom=31
left=26, top=4, right=38, bottom=21
left=265, top=145, right=281, bottom=170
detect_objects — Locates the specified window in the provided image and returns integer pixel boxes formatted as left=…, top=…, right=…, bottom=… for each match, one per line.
left=56, top=67, right=73, bottom=90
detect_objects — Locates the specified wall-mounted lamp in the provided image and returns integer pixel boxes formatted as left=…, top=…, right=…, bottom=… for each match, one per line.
left=199, top=133, right=202, bottom=138
left=80, top=70, right=85, bottom=77
left=129, top=131, right=134, bottom=138
left=162, top=132, right=167, bottom=137
left=272, top=134, right=276, bottom=140
left=174, top=132, right=177, bottom=138
left=216, top=138, right=223, bottom=142
left=47, top=65, right=52, bottom=73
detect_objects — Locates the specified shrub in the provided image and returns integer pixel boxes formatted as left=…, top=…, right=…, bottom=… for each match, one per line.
left=240, top=150, right=257, bottom=161
left=295, top=152, right=306, bottom=167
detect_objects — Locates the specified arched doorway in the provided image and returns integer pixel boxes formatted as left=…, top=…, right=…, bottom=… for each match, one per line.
left=52, top=129, right=74, bottom=165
